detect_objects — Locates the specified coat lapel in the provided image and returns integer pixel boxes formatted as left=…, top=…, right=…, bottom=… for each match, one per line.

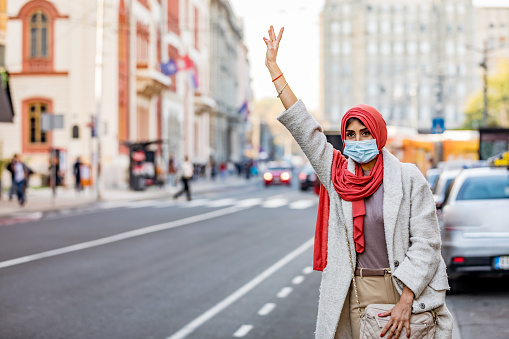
left=341, top=158, right=357, bottom=239
left=381, top=148, right=403, bottom=263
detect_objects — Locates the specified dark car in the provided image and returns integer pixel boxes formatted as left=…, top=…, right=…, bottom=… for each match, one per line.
left=298, top=163, right=316, bottom=191
left=263, top=162, right=292, bottom=187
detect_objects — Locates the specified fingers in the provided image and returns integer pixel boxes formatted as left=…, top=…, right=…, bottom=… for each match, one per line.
left=393, top=322, right=403, bottom=339
left=269, top=25, right=276, bottom=41
left=378, top=310, right=391, bottom=318
left=405, top=321, right=411, bottom=338
left=276, top=27, right=284, bottom=43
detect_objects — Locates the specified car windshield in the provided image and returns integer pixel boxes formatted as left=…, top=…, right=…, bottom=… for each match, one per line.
left=456, top=174, right=509, bottom=200
left=268, top=167, right=289, bottom=171
left=434, top=176, right=456, bottom=197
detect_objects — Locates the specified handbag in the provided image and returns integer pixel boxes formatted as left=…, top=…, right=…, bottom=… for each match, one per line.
left=340, top=221, right=437, bottom=339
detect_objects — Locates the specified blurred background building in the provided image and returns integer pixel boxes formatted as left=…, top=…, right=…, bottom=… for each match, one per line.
left=0, top=0, right=252, bottom=189
left=321, top=0, right=509, bottom=132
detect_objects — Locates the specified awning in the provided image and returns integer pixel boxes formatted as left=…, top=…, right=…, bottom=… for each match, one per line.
left=0, top=70, right=14, bottom=123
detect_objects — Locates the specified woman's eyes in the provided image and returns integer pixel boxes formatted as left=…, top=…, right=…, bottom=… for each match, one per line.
left=362, top=131, right=371, bottom=136
left=346, top=133, right=355, bottom=138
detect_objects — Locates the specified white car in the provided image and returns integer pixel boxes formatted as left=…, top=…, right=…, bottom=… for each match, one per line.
left=438, top=166, right=509, bottom=292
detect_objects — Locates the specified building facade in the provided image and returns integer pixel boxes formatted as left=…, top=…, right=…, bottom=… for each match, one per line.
left=0, top=0, right=252, bottom=188
left=321, top=0, right=488, bottom=132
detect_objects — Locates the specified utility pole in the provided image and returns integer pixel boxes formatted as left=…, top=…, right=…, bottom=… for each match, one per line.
left=480, top=39, right=489, bottom=127
left=94, top=0, right=105, bottom=200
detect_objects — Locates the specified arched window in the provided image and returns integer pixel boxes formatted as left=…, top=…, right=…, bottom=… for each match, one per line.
left=28, top=102, right=49, bottom=144
left=72, top=125, right=80, bottom=139
left=30, top=10, right=49, bottom=58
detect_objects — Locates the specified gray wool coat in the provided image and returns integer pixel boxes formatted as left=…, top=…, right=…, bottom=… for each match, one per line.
left=278, top=100, right=453, bottom=339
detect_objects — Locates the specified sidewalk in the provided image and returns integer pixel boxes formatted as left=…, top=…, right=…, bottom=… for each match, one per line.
left=0, top=176, right=257, bottom=218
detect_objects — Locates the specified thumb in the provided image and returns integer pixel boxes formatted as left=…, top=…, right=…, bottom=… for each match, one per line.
left=378, top=310, right=391, bottom=318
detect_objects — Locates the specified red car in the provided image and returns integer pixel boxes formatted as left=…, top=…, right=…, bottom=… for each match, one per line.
left=263, top=164, right=292, bottom=186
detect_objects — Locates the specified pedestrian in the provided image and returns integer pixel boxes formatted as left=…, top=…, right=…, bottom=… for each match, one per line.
left=264, top=26, right=453, bottom=339
left=6, top=154, right=32, bottom=206
left=173, top=155, right=194, bottom=201
left=168, top=155, right=177, bottom=187
left=73, top=157, right=83, bottom=192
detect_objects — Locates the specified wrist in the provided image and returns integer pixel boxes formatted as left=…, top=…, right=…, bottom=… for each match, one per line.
left=266, top=62, right=280, bottom=74
left=400, top=288, right=415, bottom=304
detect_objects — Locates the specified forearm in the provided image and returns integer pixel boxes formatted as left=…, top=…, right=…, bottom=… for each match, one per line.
left=266, top=62, right=298, bottom=110
left=400, top=286, right=415, bottom=305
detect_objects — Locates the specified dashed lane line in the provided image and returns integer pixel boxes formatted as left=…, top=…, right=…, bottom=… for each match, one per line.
left=276, top=287, right=293, bottom=298
left=292, top=275, right=305, bottom=285
left=233, top=325, right=253, bottom=337
left=257, top=303, right=276, bottom=316
left=166, top=238, right=314, bottom=339
left=302, top=266, right=313, bottom=275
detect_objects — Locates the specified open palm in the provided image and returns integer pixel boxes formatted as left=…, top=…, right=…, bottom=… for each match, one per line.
left=263, top=26, right=284, bottom=67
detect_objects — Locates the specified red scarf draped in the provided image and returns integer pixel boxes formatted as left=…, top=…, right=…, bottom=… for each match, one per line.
left=313, top=104, right=387, bottom=271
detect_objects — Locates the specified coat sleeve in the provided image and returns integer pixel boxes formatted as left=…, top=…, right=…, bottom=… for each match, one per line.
left=277, top=100, right=334, bottom=191
left=392, top=165, right=442, bottom=299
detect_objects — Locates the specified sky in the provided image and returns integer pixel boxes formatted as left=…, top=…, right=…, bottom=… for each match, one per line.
left=229, top=0, right=326, bottom=111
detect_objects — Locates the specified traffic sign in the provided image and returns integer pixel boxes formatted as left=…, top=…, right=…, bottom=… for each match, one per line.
left=431, top=117, right=445, bottom=134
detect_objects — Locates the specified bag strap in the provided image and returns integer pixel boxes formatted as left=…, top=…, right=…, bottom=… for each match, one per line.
left=342, top=221, right=362, bottom=317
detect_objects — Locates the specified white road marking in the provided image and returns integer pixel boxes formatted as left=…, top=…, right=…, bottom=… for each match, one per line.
left=261, top=198, right=288, bottom=208
left=288, top=200, right=315, bottom=210
left=276, top=287, right=293, bottom=298
left=166, top=238, right=314, bottom=339
left=257, top=303, right=276, bottom=316
left=98, top=201, right=130, bottom=209
left=182, top=199, right=209, bottom=207
left=126, top=200, right=160, bottom=208
left=236, top=198, right=262, bottom=208
left=207, top=198, right=236, bottom=207
left=292, top=275, right=305, bottom=285
left=152, top=201, right=177, bottom=208
left=0, top=205, right=249, bottom=270
left=233, top=325, right=253, bottom=337
left=302, top=266, right=313, bottom=275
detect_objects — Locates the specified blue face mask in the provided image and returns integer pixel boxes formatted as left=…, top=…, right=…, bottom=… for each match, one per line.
left=343, top=139, right=379, bottom=164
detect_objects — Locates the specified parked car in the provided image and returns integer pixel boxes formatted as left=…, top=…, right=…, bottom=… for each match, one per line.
left=426, top=168, right=441, bottom=191
left=438, top=166, right=509, bottom=292
left=298, top=163, right=317, bottom=191
left=433, top=168, right=461, bottom=208
left=263, top=162, right=292, bottom=187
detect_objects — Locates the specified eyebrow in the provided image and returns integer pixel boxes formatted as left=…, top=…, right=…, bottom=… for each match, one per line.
left=345, top=128, right=369, bottom=133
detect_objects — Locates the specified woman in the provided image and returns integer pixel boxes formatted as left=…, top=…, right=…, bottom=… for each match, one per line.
left=263, top=26, right=453, bottom=339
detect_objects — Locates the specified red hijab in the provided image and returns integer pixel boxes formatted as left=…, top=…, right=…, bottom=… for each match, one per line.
left=313, top=104, right=387, bottom=271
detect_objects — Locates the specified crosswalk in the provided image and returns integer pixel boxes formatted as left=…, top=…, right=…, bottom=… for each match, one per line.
left=0, top=196, right=318, bottom=225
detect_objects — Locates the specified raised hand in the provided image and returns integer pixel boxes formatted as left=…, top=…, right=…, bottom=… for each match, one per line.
left=263, top=25, right=284, bottom=68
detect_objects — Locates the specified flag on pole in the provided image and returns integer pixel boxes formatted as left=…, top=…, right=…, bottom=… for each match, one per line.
left=177, top=55, right=194, bottom=70
left=160, top=59, right=178, bottom=76
left=190, top=69, right=199, bottom=90
left=238, top=100, right=249, bottom=119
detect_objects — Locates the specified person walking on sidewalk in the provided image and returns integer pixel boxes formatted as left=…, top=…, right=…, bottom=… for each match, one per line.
left=73, top=157, right=83, bottom=192
left=173, top=156, right=194, bottom=201
left=6, top=154, right=32, bottom=206
left=263, top=26, right=452, bottom=339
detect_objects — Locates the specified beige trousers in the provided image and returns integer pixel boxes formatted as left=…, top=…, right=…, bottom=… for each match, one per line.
left=335, top=273, right=401, bottom=339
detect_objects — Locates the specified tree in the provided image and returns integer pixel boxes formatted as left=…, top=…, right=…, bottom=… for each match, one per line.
left=463, top=60, right=509, bottom=129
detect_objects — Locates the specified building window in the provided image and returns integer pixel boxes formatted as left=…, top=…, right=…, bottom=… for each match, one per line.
left=30, top=10, right=49, bottom=58
left=28, top=102, right=48, bottom=144
left=342, top=22, right=352, bottom=35
left=168, top=0, right=179, bottom=35
left=194, top=7, right=199, bottom=50
left=137, top=22, right=149, bottom=66
left=72, top=125, right=79, bottom=139
left=342, top=41, right=351, bottom=55
left=367, top=41, right=378, bottom=54
left=330, top=42, right=340, bottom=55
left=330, top=21, right=340, bottom=34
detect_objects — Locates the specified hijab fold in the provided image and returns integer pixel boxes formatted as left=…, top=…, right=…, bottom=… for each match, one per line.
left=313, top=105, right=387, bottom=271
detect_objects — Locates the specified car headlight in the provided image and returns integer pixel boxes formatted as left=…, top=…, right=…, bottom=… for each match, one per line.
left=281, top=172, right=291, bottom=181
left=263, top=172, right=273, bottom=181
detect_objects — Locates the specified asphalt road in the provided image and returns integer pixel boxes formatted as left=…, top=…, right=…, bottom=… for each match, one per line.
left=0, top=178, right=507, bottom=339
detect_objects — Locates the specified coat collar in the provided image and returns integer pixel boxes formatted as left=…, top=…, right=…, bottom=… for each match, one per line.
left=342, top=149, right=403, bottom=257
